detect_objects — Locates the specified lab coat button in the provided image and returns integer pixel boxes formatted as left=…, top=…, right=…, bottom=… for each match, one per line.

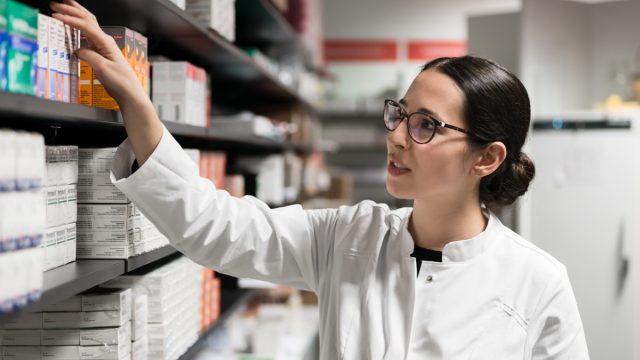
left=426, top=275, right=433, bottom=283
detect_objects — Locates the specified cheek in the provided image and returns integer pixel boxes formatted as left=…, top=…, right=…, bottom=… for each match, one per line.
left=412, top=144, right=469, bottom=192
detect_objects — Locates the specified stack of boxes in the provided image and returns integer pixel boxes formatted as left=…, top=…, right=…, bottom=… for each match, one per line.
left=0, top=129, right=45, bottom=314
left=151, top=61, right=208, bottom=127
left=36, top=13, right=81, bottom=103
left=42, top=146, right=78, bottom=271
left=100, top=257, right=206, bottom=360
left=199, top=151, right=226, bottom=189
left=80, top=27, right=149, bottom=110
left=186, top=0, right=236, bottom=42
left=0, top=288, right=134, bottom=360
left=76, top=148, right=169, bottom=259
left=199, top=268, right=220, bottom=333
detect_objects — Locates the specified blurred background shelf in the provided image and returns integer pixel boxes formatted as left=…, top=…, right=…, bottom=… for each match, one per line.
left=178, top=289, right=258, bottom=360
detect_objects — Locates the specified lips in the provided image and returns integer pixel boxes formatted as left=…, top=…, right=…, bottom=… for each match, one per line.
left=388, top=156, right=411, bottom=176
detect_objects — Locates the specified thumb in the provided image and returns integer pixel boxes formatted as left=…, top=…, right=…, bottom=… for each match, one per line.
left=76, top=47, right=104, bottom=69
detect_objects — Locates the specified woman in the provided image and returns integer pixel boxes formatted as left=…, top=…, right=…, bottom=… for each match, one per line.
left=51, top=1, right=589, bottom=358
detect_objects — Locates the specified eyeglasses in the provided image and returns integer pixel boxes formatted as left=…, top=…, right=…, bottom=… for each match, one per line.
left=383, top=99, right=479, bottom=144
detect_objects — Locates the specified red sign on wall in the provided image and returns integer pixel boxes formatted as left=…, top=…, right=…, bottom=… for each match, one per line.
left=324, top=40, right=398, bottom=62
left=408, top=41, right=467, bottom=61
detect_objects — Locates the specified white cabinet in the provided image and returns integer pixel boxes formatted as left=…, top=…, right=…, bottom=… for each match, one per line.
left=529, top=110, right=640, bottom=360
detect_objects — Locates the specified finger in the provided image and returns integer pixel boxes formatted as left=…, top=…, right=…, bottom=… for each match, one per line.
left=51, top=12, right=105, bottom=46
left=75, top=48, right=105, bottom=69
left=50, top=2, right=90, bottom=21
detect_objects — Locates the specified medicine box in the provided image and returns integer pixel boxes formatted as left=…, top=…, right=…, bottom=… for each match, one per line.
left=42, top=329, right=81, bottom=346
left=45, top=146, right=79, bottom=187
left=77, top=175, right=128, bottom=204
left=6, top=0, right=38, bottom=95
left=80, top=321, right=131, bottom=346
left=42, top=308, right=131, bottom=329
left=76, top=203, right=168, bottom=259
left=37, top=14, right=49, bottom=99
left=78, top=148, right=117, bottom=177
left=42, top=295, right=81, bottom=312
left=131, top=336, right=148, bottom=360
left=0, top=248, right=43, bottom=314
left=44, top=184, right=78, bottom=228
left=41, top=223, right=76, bottom=271
left=0, top=311, right=44, bottom=329
left=81, top=288, right=132, bottom=312
left=0, top=0, right=7, bottom=91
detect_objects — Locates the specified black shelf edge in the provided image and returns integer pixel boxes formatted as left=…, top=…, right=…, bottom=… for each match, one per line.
left=0, top=92, right=314, bottom=155
left=125, top=245, right=179, bottom=272
left=178, top=288, right=258, bottom=360
left=11, top=260, right=125, bottom=315
left=81, top=0, right=314, bottom=112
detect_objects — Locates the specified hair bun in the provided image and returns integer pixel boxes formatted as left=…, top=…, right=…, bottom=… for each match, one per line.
left=480, top=151, right=535, bottom=209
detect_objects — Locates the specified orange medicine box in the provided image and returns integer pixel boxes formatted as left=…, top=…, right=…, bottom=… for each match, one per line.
left=92, top=27, right=135, bottom=110
left=79, top=33, right=92, bottom=106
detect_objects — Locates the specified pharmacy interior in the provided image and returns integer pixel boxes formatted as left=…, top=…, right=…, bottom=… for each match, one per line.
left=0, top=0, right=639, bottom=359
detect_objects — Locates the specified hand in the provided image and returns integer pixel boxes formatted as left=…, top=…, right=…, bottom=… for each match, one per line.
left=50, top=0, right=148, bottom=110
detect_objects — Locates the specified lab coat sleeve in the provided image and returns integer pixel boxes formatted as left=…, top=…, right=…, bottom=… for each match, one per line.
left=109, top=127, right=338, bottom=292
left=529, top=269, right=590, bottom=359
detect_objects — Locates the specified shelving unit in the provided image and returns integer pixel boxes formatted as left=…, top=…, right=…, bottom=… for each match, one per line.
left=177, top=288, right=257, bottom=360
left=0, top=1, right=320, bottom=359
left=0, top=92, right=312, bottom=155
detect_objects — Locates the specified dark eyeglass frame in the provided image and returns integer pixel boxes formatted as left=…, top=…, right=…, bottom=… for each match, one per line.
left=383, top=99, right=483, bottom=144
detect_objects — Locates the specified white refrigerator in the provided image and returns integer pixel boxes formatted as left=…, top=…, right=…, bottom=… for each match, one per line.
left=529, top=109, right=640, bottom=359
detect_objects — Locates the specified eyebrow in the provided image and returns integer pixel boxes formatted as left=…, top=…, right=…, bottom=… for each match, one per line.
left=398, top=98, right=442, bottom=120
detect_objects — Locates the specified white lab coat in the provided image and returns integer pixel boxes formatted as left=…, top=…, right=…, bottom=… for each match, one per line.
left=110, top=127, right=589, bottom=359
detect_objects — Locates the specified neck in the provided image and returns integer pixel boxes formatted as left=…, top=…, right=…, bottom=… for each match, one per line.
left=409, top=193, right=488, bottom=251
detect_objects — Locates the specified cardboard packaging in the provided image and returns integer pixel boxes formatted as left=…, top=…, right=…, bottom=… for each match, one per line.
left=5, top=0, right=38, bottom=95
left=151, top=61, right=206, bottom=126
left=80, top=27, right=147, bottom=110
left=37, top=14, right=49, bottom=99
left=76, top=203, right=168, bottom=259
left=45, top=146, right=79, bottom=187
left=42, top=309, right=131, bottom=329
left=44, top=184, right=78, bottom=228
left=41, top=223, right=76, bottom=271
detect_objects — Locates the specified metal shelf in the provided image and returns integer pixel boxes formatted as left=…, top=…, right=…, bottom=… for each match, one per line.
left=0, top=92, right=313, bottom=154
left=15, top=260, right=125, bottom=314
left=125, top=245, right=180, bottom=272
left=1, top=245, right=185, bottom=317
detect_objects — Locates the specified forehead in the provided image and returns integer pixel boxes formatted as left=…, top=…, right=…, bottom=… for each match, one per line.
left=402, top=69, right=465, bottom=126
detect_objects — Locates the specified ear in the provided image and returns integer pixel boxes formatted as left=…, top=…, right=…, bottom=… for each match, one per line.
left=471, top=141, right=507, bottom=177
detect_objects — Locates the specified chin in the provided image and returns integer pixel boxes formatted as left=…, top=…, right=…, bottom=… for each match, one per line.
left=386, top=181, right=413, bottom=200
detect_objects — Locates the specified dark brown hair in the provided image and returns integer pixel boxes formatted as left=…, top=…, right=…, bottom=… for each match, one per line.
left=422, top=56, right=535, bottom=210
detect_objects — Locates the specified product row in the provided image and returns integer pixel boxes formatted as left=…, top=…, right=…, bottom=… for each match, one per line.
left=0, top=256, right=221, bottom=360
left=3, top=0, right=323, bottom=120
left=0, top=126, right=330, bottom=314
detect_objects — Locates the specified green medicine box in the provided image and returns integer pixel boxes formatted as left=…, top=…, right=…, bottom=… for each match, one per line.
left=5, top=0, right=38, bottom=95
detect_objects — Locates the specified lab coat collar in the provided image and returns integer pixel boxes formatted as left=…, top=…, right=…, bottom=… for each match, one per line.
left=397, top=207, right=502, bottom=263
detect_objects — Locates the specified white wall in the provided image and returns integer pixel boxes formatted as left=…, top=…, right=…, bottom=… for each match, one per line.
left=467, top=12, right=521, bottom=75
left=589, top=0, right=640, bottom=104
left=322, top=0, right=520, bottom=106
left=520, top=0, right=592, bottom=116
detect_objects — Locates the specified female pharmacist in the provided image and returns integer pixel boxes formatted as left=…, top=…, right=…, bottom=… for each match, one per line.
left=52, top=1, right=589, bottom=358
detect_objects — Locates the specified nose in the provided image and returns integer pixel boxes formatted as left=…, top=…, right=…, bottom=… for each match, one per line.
left=387, top=118, right=410, bottom=150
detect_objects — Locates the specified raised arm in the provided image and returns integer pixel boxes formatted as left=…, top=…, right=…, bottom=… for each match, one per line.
left=51, top=0, right=339, bottom=292
left=51, top=0, right=162, bottom=165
